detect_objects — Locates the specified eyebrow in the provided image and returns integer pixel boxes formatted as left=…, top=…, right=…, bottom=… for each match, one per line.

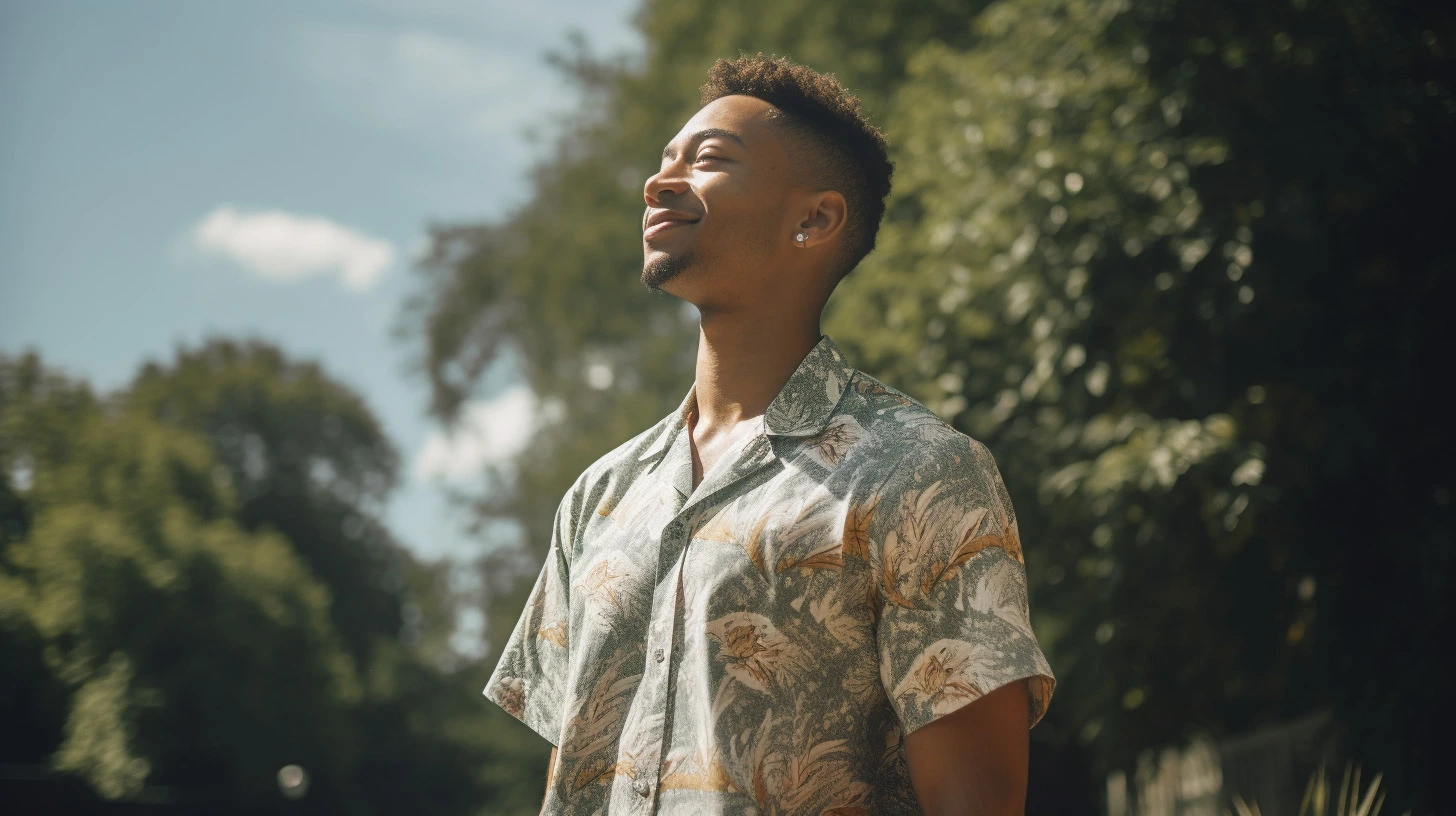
left=661, top=127, right=746, bottom=160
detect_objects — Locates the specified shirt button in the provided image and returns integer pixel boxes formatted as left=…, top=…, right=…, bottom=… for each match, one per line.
left=632, top=778, right=651, bottom=797
left=654, top=647, right=665, bottom=663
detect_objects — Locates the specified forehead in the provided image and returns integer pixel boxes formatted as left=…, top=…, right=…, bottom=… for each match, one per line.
left=666, top=94, right=782, bottom=154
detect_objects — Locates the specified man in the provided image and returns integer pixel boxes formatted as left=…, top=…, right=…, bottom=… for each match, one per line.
left=485, top=53, right=1056, bottom=815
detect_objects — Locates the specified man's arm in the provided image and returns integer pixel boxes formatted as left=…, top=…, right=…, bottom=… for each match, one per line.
left=902, top=678, right=1030, bottom=816
left=539, top=747, right=557, bottom=816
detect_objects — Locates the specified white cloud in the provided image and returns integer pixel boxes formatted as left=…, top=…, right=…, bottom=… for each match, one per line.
left=412, top=384, right=565, bottom=483
left=190, top=205, right=395, bottom=292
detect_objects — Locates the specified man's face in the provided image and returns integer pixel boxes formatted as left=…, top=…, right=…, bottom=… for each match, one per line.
left=641, top=95, right=795, bottom=300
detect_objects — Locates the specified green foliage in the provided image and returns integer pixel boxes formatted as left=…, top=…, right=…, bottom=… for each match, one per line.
left=0, top=346, right=542, bottom=813
left=1, top=353, right=360, bottom=803
left=124, top=338, right=407, bottom=666
left=852, top=0, right=1453, bottom=806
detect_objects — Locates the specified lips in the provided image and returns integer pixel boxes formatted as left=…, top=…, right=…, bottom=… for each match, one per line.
left=643, top=209, right=700, bottom=240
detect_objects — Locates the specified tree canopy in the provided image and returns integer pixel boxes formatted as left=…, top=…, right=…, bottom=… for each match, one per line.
left=0, top=343, right=546, bottom=813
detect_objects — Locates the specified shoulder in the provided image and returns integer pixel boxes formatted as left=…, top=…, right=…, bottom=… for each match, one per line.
left=842, top=369, right=1001, bottom=486
left=840, top=372, right=1022, bottom=559
left=557, top=410, right=681, bottom=528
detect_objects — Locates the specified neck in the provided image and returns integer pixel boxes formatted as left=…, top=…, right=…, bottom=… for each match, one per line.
left=690, top=308, right=821, bottom=433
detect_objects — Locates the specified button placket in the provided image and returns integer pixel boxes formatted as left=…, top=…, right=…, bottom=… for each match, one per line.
left=614, top=516, right=689, bottom=811
left=645, top=517, right=686, bottom=674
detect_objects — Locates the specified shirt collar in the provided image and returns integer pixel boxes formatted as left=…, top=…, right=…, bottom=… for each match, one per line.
left=670, top=334, right=856, bottom=439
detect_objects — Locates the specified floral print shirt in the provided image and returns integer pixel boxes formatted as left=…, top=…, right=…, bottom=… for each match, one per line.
left=485, top=335, right=1056, bottom=815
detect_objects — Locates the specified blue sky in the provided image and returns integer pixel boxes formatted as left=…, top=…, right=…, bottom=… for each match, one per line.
left=0, top=0, right=642, bottom=564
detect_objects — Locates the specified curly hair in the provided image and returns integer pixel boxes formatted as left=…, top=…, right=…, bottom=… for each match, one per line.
left=699, top=53, right=894, bottom=284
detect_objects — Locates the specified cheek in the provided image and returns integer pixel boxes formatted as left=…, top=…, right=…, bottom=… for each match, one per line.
left=705, top=188, right=784, bottom=240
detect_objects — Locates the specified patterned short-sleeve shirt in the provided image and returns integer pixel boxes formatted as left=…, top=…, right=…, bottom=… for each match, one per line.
left=485, top=334, right=1056, bottom=815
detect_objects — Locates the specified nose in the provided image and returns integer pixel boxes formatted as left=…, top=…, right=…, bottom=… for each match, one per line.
left=644, top=157, right=689, bottom=207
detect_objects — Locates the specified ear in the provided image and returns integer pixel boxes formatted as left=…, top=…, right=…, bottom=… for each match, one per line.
left=795, top=190, right=849, bottom=249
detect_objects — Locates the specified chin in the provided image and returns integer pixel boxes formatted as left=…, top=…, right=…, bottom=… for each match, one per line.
left=642, top=249, right=696, bottom=293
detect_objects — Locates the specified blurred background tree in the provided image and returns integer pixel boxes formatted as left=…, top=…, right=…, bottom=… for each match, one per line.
left=0, top=345, right=545, bottom=813
left=842, top=0, right=1453, bottom=806
left=405, top=0, right=1453, bottom=812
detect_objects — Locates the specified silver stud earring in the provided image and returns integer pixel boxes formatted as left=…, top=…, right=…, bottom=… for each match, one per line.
left=795, top=232, right=806, bottom=244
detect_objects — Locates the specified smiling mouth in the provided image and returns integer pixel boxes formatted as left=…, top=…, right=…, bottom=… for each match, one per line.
left=643, top=219, right=698, bottom=240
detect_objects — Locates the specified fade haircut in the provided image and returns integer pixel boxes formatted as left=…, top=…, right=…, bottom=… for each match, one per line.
left=699, top=53, right=894, bottom=284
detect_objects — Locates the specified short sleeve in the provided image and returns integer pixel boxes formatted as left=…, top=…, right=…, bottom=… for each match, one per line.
left=871, top=440, right=1056, bottom=735
left=483, top=493, right=574, bottom=745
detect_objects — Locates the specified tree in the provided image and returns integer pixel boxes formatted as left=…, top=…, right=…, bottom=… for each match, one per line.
left=1, top=351, right=361, bottom=806
left=1, top=347, right=540, bottom=813
left=834, top=0, right=1453, bottom=808
left=122, top=337, right=551, bottom=810
left=124, top=338, right=408, bottom=668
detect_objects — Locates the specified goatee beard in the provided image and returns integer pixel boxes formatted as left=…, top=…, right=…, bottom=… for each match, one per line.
left=642, top=250, right=695, bottom=292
